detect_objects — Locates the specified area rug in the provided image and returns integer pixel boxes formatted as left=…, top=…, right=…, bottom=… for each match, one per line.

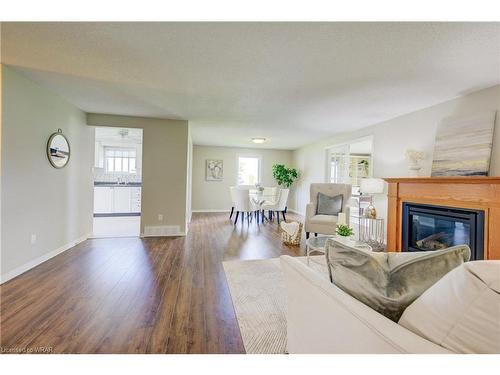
left=222, top=256, right=328, bottom=354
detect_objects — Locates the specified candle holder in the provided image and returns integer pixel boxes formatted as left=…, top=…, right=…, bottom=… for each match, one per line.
left=337, top=212, right=347, bottom=226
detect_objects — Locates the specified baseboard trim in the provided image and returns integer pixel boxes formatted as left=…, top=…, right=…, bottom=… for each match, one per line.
left=141, top=224, right=186, bottom=238
left=287, top=208, right=305, bottom=216
left=192, top=209, right=231, bottom=213
left=140, top=232, right=187, bottom=238
left=0, top=233, right=90, bottom=284
left=93, top=212, right=141, bottom=217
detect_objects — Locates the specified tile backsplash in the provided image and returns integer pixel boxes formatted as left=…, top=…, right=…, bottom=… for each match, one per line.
left=93, top=168, right=142, bottom=183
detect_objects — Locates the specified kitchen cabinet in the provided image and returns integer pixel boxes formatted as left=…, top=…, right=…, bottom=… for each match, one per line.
left=113, top=187, right=131, bottom=213
left=94, top=186, right=141, bottom=214
left=130, top=187, right=142, bottom=212
left=94, top=187, right=113, bottom=213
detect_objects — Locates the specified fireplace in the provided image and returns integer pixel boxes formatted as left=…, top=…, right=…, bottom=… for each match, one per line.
left=402, top=202, right=484, bottom=260
left=384, top=177, right=500, bottom=260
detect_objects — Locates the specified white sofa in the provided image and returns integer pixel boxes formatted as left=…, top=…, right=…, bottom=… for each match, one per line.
left=280, top=255, right=452, bottom=354
left=281, top=255, right=500, bottom=354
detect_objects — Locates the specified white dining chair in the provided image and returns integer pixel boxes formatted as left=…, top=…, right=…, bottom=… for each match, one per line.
left=233, top=188, right=257, bottom=224
left=262, top=187, right=278, bottom=202
left=229, top=186, right=236, bottom=220
left=262, top=188, right=289, bottom=224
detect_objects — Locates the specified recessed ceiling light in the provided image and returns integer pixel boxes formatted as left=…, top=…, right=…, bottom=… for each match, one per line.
left=252, top=138, right=267, bottom=144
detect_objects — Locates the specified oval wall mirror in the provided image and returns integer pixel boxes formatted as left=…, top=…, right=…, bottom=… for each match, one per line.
left=47, top=129, right=70, bottom=168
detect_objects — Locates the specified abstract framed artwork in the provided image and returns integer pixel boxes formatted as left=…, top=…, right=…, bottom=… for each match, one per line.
left=431, top=111, right=496, bottom=177
left=206, top=159, right=223, bottom=181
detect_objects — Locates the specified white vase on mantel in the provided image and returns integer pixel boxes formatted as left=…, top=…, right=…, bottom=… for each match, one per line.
left=408, top=163, right=422, bottom=177
left=405, top=149, right=425, bottom=178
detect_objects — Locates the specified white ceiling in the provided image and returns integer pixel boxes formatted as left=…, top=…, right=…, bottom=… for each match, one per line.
left=1, top=22, right=499, bottom=150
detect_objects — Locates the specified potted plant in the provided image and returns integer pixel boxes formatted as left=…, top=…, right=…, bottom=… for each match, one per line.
left=336, top=224, right=354, bottom=237
left=272, top=164, right=299, bottom=188
left=358, top=159, right=369, bottom=175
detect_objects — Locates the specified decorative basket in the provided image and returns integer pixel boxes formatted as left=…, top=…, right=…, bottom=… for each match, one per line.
left=280, top=221, right=303, bottom=246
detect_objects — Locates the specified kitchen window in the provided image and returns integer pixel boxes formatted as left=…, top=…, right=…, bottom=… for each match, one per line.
left=238, top=156, right=261, bottom=186
left=104, top=147, right=137, bottom=173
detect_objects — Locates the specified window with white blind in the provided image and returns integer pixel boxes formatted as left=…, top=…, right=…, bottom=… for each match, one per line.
left=104, top=147, right=137, bottom=173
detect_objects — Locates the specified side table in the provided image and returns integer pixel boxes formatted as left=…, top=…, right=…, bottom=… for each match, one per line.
left=358, top=216, right=385, bottom=252
left=305, top=236, right=334, bottom=265
left=305, top=235, right=375, bottom=266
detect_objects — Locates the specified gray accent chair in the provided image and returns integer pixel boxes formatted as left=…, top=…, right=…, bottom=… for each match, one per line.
left=305, top=183, right=351, bottom=239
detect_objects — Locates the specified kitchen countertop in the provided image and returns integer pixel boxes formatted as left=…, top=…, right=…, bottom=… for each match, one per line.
left=94, top=182, right=142, bottom=187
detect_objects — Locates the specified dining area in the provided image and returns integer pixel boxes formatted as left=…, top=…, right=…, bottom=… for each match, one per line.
left=229, top=186, right=290, bottom=225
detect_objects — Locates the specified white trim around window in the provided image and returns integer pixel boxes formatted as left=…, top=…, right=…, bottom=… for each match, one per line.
left=236, top=154, right=262, bottom=187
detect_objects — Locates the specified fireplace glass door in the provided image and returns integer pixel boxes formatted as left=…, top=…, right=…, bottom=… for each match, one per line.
left=410, top=213, right=470, bottom=251
left=402, top=203, right=484, bottom=260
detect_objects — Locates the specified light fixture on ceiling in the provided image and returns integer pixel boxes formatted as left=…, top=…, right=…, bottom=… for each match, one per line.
left=117, top=128, right=129, bottom=138
left=251, top=138, right=267, bottom=144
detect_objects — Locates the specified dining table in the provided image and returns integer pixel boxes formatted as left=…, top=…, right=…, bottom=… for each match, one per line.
left=249, top=189, right=277, bottom=223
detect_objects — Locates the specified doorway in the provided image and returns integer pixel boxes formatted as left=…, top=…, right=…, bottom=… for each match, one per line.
left=92, top=127, right=143, bottom=238
left=325, top=136, right=374, bottom=236
left=326, top=135, right=374, bottom=192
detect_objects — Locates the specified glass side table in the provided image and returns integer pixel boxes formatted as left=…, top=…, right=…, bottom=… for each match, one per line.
left=306, top=235, right=375, bottom=266
left=306, top=236, right=334, bottom=265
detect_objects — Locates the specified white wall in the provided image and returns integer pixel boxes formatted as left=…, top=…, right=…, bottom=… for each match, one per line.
left=192, top=145, right=294, bottom=211
left=186, top=126, right=193, bottom=224
left=0, top=65, right=3, bottom=273
left=1, top=66, right=94, bottom=282
left=293, top=85, right=500, bottom=223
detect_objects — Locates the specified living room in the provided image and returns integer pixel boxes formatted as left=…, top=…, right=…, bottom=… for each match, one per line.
left=1, top=2, right=500, bottom=374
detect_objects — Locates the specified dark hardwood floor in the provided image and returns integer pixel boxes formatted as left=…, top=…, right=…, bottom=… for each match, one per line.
left=0, top=212, right=305, bottom=354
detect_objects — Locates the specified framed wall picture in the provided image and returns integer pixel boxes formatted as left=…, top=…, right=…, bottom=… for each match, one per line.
left=206, top=159, right=223, bottom=181
left=431, top=111, right=496, bottom=177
